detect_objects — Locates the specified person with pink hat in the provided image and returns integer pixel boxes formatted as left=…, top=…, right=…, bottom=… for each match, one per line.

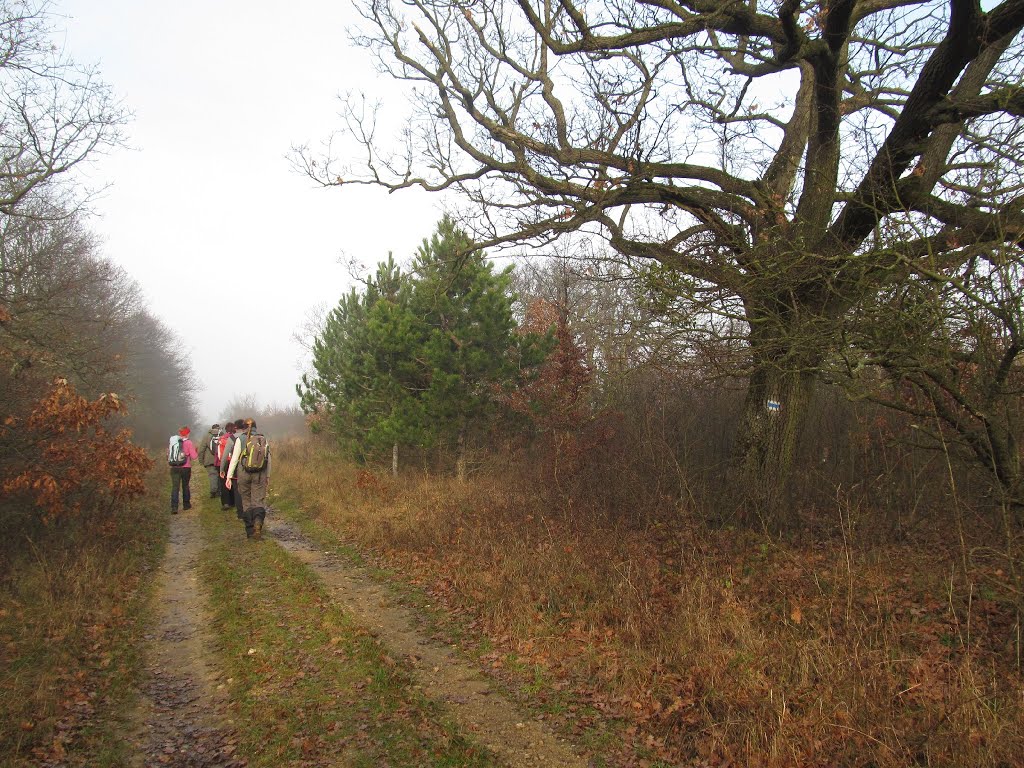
left=167, top=426, right=199, bottom=514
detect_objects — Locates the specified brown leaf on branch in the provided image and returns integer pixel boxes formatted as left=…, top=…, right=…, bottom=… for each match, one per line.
left=1, top=378, right=152, bottom=522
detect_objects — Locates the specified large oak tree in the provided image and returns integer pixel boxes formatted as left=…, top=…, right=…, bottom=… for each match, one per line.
left=300, top=0, right=1024, bottom=509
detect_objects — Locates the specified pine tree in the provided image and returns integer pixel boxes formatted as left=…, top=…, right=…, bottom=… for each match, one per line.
left=299, top=255, right=421, bottom=461
left=407, top=216, right=528, bottom=476
left=300, top=219, right=544, bottom=474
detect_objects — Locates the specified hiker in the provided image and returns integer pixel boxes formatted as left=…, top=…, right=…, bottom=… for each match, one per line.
left=220, top=419, right=246, bottom=519
left=198, top=423, right=222, bottom=499
left=225, top=419, right=271, bottom=540
left=217, top=421, right=237, bottom=510
left=168, top=426, right=198, bottom=514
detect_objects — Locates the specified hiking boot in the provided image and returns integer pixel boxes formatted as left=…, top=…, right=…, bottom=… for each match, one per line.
left=253, top=519, right=263, bottom=540
left=183, top=504, right=192, bottom=511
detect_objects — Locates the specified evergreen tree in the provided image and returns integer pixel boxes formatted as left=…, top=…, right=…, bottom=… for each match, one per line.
left=358, top=261, right=426, bottom=456
left=407, top=216, right=529, bottom=474
left=300, top=218, right=544, bottom=473
left=299, top=255, right=420, bottom=460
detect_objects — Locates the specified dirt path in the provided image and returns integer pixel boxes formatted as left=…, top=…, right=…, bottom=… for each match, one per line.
left=127, top=510, right=245, bottom=768
left=265, top=516, right=589, bottom=768
left=128, top=502, right=588, bottom=767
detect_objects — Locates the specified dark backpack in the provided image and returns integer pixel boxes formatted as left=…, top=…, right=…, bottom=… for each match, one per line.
left=168, top=435, right=186, bottom=467
left=242, top=433, right=268, bottom=472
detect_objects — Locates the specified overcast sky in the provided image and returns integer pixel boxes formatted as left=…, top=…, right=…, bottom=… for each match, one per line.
left=54, top=0, right=445, bottom=425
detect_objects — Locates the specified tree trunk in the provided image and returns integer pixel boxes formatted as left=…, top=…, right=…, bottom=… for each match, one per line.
left=982, top=420, right=1024, bottom=523
left=392, top=441, right=399, bottom=477
left=732, top=362, right=817, bottom=527
left=455, top=426, right=466, bottom=483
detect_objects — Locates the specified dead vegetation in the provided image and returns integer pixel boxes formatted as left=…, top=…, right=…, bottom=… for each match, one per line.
left=0, top=475, right=166, bottom=767
left=272, top=436, right=1024, bottom=768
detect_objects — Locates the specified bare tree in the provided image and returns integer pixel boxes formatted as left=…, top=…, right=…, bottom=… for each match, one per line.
left=114, top=310, right=199, bottom=449
left=0, top=1, right=128, bottom=210
left=0, top=3, right=198, bottom=455
left=0, top=201, right=140, bottom=387
left=298, top=0, right=1024, bottom=515
left=0, top=190, right=199, bottom=449
left=217, top=395, right=307, bottom=439
left=511, top=250, right=692, bottom=395
left=219, top=394, right=261, bottom=424
left=0, top=1, right=127, bottom=213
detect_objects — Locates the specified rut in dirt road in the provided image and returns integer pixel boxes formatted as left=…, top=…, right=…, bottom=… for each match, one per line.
left=129, top=502, right=589, bottom=768
left=128, top=511, right=245, bottom=768
left=265, top=516, right=589, bottom=768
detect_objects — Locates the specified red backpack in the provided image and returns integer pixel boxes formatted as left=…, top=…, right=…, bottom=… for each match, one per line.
left=217, top=432, right=232, bottom=466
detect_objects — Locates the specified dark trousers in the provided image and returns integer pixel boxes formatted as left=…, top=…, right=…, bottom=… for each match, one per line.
left=170, top=467, right=192, bottom=511
left=205, top=464, right=218, bottom=495
left=219, top=472, right=235, bottom=508
left=229, top=475, right=245, bottom=519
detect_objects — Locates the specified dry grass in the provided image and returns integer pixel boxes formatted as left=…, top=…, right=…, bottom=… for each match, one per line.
left=0, top=478, right=166, bottom=767
left=196, top=494, right=499, bottom=767
left=272, top=437, right=1024, bottom=767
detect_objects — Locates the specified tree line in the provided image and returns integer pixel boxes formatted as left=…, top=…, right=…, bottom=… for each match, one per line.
left=303, top=220, right=1023, bottom=539
left=0, top=2, right=197, bottom=525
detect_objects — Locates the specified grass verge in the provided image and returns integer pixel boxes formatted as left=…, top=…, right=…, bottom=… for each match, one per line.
left=196, top=490, right=499, bottom=767
left=266, top=447, right=625, bottom=761
left=268, top=437, right=1024, bottom=768
left=0, top=472, right=168, bottom=768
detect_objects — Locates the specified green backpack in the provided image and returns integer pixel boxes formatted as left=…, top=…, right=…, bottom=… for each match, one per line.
left=242, top=433, right=268, bottom=472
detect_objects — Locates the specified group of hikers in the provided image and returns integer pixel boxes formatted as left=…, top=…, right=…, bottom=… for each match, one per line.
left=167, top=419, right=272, bottom=540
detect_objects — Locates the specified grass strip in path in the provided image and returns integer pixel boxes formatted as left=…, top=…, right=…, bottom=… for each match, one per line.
left=264, top=513, right=589, bottom=768
left=197, top=495, right=499, bottom=767
left=263, top=489, right=593, bottom=767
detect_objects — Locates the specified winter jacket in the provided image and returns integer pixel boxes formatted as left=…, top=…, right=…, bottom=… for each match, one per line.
left=198, top=429, right=221, bottom=467
left=220, top=433, right=238, bottom=477
left=226, top=432, right=271, bottom=479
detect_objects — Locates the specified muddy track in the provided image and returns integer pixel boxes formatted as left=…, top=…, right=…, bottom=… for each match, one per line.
left=264, top=516, right=589, bottom=768
left=128, top=510, right=245, bottom=768
left=129, top=503, right=588, bottom=767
